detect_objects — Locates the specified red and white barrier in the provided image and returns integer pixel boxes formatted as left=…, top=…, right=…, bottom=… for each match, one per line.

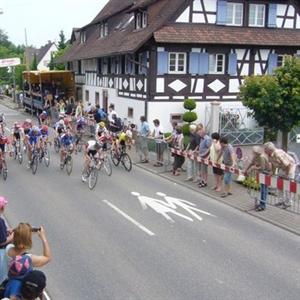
left=171, top=148, right=300, bottom=195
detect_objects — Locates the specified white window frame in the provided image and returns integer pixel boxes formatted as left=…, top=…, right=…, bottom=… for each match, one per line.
left=80, top=31, right=86, bottom=43
left=142, top=11, right=148, bottom=28
left=249, top=4, right=265, bottom=27
left=226, top=3, right=243, bottom=26
left=100, top=22, right=108, bottom=38
left=209, top=54, right=225, bottom=74
left=168, top=52, right=187, bottom=74
left=136, top=12, right=142, bottom=29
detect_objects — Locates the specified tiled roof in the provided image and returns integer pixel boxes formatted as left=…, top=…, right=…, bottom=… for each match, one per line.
left=154, top=24, right=300, bottom=46
left=58, top=0, right=183, bottom=62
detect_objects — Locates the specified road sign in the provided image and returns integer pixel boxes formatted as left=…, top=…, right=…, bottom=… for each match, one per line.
left=297, top=134, right=300, bottom=143
left=0, top=57, right=21, bottom=68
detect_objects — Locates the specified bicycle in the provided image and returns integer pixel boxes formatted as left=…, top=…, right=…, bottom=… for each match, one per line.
left=81, top=154, right=101, bottom=190
left=74, top=129, right=85, bottom=152
left=60, top=146, right=73, bottom=176
left=29, top=145, right=39, bottom=175
left=54, top=136, right=61, bottom=153
left=98, top=149, right=112, bottom=176
left=110, top=144, right=132, bottom=172
left=0, top=151, right=8, bottom=180
left=13, top=139, right=23, bottom=164
left=39, top=141, right=50, bottom=167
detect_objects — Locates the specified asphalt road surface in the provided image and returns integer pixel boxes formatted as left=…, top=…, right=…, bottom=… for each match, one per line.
left=1, top=104, right=300, bottom=300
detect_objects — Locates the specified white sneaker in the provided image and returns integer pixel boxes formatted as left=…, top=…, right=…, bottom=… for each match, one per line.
left=81, top=175, right=87, bottom=182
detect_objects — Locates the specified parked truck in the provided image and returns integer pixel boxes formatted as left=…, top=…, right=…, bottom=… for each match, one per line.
left=22, top=70, right=75, bottom=114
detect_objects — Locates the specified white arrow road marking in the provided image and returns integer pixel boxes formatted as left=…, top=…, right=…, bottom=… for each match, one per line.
left=131, top=192, right=194, bottom=223
left=103, top=200, right=155, bottom=236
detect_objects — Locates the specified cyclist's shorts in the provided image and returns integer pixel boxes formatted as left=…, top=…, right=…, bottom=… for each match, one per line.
left=24, top=128, right=30, bottom=135
left=13, top=132, right=21, bottom=140
left=29, top=137, right=38, bottom=145
left=0, top=144, right=5, bottom=152
left=88, top=149, right=97, bottom=157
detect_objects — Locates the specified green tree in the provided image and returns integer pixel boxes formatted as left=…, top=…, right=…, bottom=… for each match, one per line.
left=239, top=56, right=300, bottom=151
left=48, top=52, right=55, bottom=70
left=53, top=45, right=69, bottom=70
left=58, top=30, right=67, bottom=50
left=182, top=98, right=198, bottom=135
left=30, top=53, right=38, bottom=70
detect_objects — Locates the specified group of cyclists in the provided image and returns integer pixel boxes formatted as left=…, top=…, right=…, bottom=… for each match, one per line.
left=0, top=108, right=133, bottom=184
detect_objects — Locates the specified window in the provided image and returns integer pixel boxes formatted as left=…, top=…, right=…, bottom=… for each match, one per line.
left=95, top=92, right=100, bottom=106
left=128, top=107, right=134, bottom=118
left=80, top=31, right=86, bottom=43
left=78, top=60, right=82, bottom=74
left=85, top=90, right=89, bottom=102
left=170, top=113, right=183, bottom=123
left=226, top=3, right=243, bottom=26
left=209, top=54, right=225, bottom=74
left=168, top=52, right=186, bottom=74
left=99, top=22, right=108, bottom=38
left=249, top=4, right=265, bottom=27
left=135, top=11, right=147, bottom=29
left=277, top=55, right=284, bottom=67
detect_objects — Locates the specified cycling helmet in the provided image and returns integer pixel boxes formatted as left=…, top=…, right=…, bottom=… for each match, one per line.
left=32, top=126, right=39, bottom=133
left=41, top=125, right=48, bottom=132
left=0, top=196, right=8, bottom=209
left=42, top=110, right=47, bottom=115
left=98, top=122, right=105, bottom=128
left=14, top=122, right=20, bottom=128
left=59, top=120, right=64, bottom=126
left=59, top=113, right=65, bottom=119
left=25, top=119, right=32, bottom=124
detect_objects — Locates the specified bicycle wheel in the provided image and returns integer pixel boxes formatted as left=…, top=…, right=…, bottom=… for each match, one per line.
left=18, top=152, right=23, bottom=164
left=77, top=142, right=83, bottom=153
left=81, top=169, right=89, bottom=183
left=88, top=168, right=98, bottom=190
left=43, top=149, right=50, bottom=167
left=121, top=153, right=132, bottom=172
left=103, top=157, right=112, bottom=176
left=54, top=139, right=60, bottom=153
left=66, top=156, right=73, bottom=176
left=13, top=147, right=17, bottom=160
left=111, top=150, right=120, bottom=166
left=31, top=156, right=38, bottom=175
left=2, top=168, right=7, bottom=181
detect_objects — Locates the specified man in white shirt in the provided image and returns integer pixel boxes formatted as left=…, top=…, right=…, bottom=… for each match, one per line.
left=108, top=104, right=118, bottom=122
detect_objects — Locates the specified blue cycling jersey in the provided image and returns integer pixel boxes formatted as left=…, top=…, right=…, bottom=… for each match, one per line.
left=28, top=129, right=41, bottom=145
left=60, top=134, right=73, bottom=146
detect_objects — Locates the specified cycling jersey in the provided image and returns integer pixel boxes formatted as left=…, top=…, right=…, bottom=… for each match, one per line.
left=28, top=129, right=41, bottom=145
left=55, top=122, right=66, bottom=135
left=86, top=140, right=100, bottom=157
left=12, top=129, right=22, bottom=140
left=60, top=134, right=73, bottom=147
left=0, top=137, right=8, bottom=152
left=39, top=112, right=47, bottom=121
left=40, top=130, right=48, bottom=138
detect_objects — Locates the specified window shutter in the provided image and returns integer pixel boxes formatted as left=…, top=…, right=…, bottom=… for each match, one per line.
left=125, top=56, right=133, bottom=74
left=228, top=53, right=237, bottom=76
left=268, top=4, right=277, bottom=28
left=157, top=51, right=168, bottom=75
left=141, top=52, right=147, bottom=75
left=199, top=53, right=209, bottom=75
left=216, top=0, right=227, bottom=25
left=189, top=52, right=200, bottom=74
left=268, top=53, right=278, bottom=74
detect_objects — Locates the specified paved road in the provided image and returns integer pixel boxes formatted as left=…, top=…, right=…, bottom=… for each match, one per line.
left=1, top=104, right=300, bottom=300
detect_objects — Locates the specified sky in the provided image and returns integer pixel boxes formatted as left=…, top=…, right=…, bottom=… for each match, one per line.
left=0, top=0, right=109, bottom=47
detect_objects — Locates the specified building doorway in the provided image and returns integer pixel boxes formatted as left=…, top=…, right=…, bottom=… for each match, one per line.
left=102, top=90, right=108, bottom=112
left=76, top=87, right=83, bottom=101
left=95, top=92, right=100, bottom=106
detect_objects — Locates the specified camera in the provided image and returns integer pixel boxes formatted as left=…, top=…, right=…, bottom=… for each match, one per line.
left=31, top=227, right=41, bottom=232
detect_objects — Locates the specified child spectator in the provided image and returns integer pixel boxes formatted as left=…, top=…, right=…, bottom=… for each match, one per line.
left=210, top=132, right=223, bottom=192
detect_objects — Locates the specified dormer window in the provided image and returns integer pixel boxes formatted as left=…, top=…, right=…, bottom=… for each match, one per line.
left=135, top=11, right=148, bottom=29
left=249, top=4, right=265, bottom=27
left=80, top=31, right=86, bottom=43
left=100, top=22, right=108, bottom=38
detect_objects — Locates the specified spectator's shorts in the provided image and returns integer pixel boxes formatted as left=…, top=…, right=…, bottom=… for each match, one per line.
left=199, top=161, right=208, bottom=173
left=213, top=166, right=224, bottom=176
left=155, top=141, right=166, bottom=155
left=224, top=171, right=233, bottom=185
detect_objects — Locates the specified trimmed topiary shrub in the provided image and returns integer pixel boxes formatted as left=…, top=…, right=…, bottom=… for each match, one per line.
left=182, top=123, right=190, bottom=136
left=183, top=111, right=197, bottom=123
left=183, top=98, right=196, bottom=111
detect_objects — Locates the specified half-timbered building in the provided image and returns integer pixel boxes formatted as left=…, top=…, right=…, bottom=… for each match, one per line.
left=59, top=0, right=300, bottom=130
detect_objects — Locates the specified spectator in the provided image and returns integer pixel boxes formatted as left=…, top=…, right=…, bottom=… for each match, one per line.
left=65, top=99, right=73, bottom=116
left=20, top=270, right=46, bottom=300
left=139, top=116, right=150, bottom=163
left=98, top=107, right=107, bottom=122
left=197, top=124, right=212, bottom=188
left=165, top=121, right=177, bottom=146
left=4, top=224, right=51, bottom=300
left=218, top=137, right=236, bottom=198
left=58, top=99, right=65, bottom=115
left=184, top=124, right=200, bottom=182
left=75, top=101, right=83, bottom=119
left=172, top=126, right=185, bottom=176
left=110, top=114, right=122, bottom=133
left=84, top=102, right=92, bottom=115
left=108, top=104, right=117, bottom=122
left=0, top=197, right=13, bottom=284
left=152, top=119, right=164, bottom=167
left=264, top=142, right=296, bottom=208
left=210, top=132, right=223, bottom=192
left=245, top=146, right=271, bottom=211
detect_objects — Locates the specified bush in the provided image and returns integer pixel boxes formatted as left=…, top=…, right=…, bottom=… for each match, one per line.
left=183, top=111, right=197, bottom=123
left=242, top=176, right=260, bottom=190
left=183, top=98, right=196, bottom=111
left=182, top=123, right=190, bottom=136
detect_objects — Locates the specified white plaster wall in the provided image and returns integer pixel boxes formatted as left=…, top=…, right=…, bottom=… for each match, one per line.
left=83, top=85, right=145, bottom=125
left=37, top=44, right=58, bottom=71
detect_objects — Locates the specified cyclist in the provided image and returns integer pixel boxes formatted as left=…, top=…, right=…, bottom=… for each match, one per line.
left=25, top=126, right=41, bottom=167
left=40, top=125, right=49, bottom=152
left=11, top=122, right=22, bottom=145
left=39, top=110, right=48, bottom=125
left=0, top=113, right=5, bottom=133
left=74, top=117, right=86, bottom=149
left=60, top=129, right=74, bottom=167
left=0, top=133, right=9, bottom=171
left=22, top=119, right=32, bottom=135
left=82, top=140, right=101, bottom=182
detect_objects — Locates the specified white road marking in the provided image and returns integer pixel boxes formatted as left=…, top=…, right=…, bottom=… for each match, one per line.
left=102, top=200, right=155, bottom=236
left=132, top=192, right=193, bottom=223
left=43, top=291, right=52, bottom=300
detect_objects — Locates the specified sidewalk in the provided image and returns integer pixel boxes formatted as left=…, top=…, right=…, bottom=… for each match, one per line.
left=128, top=148, right=300, bottom=236
left=0, top=95, right=22, bottom=111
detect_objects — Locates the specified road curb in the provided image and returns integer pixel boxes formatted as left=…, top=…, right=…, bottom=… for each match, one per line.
left=133, top=162, right=300, bottom=236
